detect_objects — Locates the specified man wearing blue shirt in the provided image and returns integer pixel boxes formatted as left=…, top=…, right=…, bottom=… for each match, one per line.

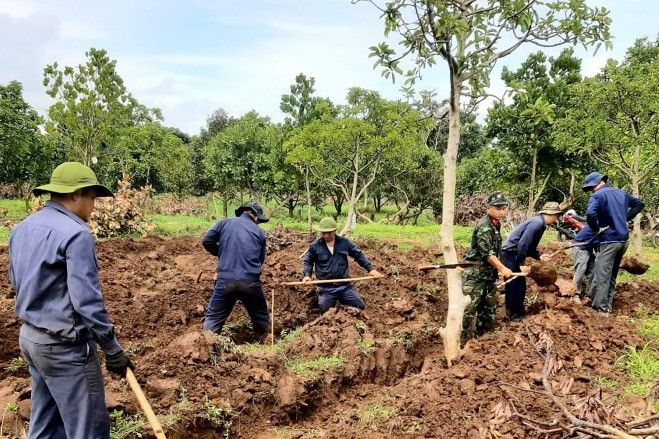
left=302, top=217, right=382, bottom=312
left=582, top=172, right=644, bottom=313
left=9, top=162, right=132, bottom=439
left=202, top=202, right=270, bottom=341
left=571, top=225, right=598, bottom=303
left=501, top=201, right=563, bottom=320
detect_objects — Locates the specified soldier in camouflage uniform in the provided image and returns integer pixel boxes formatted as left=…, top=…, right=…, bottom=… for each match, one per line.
left=461, top=192, right=513, bottom=344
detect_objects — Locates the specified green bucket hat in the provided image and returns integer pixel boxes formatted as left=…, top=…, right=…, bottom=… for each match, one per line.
left=538, top=201, right=563, bottom=215
left=33, top=162, right=114, bottom=198
left=315, top=217, right=338, bottom=232
left=487, top=191, right=509, bottom=206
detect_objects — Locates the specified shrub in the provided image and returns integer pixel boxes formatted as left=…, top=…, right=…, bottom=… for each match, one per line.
left=90, top=175, right=154, bottom=238
left=454, top=193, right=488, bottom=226
left=152, top=194, right=207, bottom=216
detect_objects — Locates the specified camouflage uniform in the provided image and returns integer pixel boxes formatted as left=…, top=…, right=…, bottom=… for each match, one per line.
left=461, top=193, right=507, bottom=343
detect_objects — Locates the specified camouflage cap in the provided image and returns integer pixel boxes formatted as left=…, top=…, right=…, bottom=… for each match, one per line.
left=487, top=192, right=509, bottom=206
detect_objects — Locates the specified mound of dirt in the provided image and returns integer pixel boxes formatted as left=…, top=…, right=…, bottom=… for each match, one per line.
left=529, top=261, right=558, bottom=286
left=620, top=256, right=650, bottom=275
left=1, top=232, right=658, bottom=438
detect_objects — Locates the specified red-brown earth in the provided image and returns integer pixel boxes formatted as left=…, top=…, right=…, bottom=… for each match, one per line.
left=0, top=229, right=658, bottom=438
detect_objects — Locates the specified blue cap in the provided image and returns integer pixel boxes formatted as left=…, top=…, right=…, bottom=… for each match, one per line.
left=582, top=172, right=608, bottom=192
left=236, top=201, right=269, bottom=223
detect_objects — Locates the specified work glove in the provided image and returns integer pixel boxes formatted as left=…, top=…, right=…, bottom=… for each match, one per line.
left=105, top=350, right=134, bottom=378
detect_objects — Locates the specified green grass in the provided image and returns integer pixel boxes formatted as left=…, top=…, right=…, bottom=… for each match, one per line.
left=109, top=409, right=146, bottom=439
left=4, top=356, right=27, bottom=373
left=638, top=314, right=659, bottom=340
left=358, top=403, right=396, bottom=431
left=286, top=355, right=345, bottom=376
left=617, top=344, right=659, bottom=397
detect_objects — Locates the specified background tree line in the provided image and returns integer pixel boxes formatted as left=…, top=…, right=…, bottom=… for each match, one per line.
left=1, top=38, right=657, bottom=230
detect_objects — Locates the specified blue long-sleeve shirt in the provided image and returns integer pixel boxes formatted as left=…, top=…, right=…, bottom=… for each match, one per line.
left=501, top=215, right=546, bottom=263
left=586, top=185, right=644, bottom=243
left=9, top=201, right=121, bottom=354
left=303, top=236, right=373, bottom=280
left=202, top=214, right=266, bottom=282
left=573, top=225, right=599, bottom=250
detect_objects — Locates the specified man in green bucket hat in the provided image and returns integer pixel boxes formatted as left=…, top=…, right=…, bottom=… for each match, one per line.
left=9, top=162, right=132, bottom=438
left=301, top=217, right=382, bottom=312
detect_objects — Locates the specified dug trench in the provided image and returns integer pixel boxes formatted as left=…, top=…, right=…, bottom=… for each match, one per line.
left=0, top=230, right=657, bottom=438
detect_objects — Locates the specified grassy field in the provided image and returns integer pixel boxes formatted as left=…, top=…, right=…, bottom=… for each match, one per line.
left=2, top=197, right=658, bottom=281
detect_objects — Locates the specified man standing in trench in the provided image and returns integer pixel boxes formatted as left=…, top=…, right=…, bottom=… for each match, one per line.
left=9, top=162, right=133, bottom=439
left=501, top=201, right=563, bottom=320
left=202, top=202, right=270, bottom=341
left=582, top=172, right=644, bottom=314
left=461, top=192, right=513, bottom=344
left=302, top=217, right=382, bottom=312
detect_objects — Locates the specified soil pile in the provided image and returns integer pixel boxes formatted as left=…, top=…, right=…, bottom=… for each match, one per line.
left=0, top=234, right=658, bottom=438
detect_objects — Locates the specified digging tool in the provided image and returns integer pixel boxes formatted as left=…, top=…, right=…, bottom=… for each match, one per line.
left=125, top=369, right=167, bottom=439
left=496, top=272, right=528, bottom=288
left=418, top=262, right=483, bottom=272
left=271, top=289, right=275, bottom=346
left=543, top=242, right=588, bottom=260
left=282, top=275, right=383, bottom=286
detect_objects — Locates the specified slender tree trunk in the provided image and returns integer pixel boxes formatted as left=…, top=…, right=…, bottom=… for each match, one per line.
left=305, top=167, right=313, bottom=235
left=526, top=146, right=538, bottom=218
left=222, top=197, right=228, bottom=218
left=437, top=73, right=470, bottom=367
left=340, top=166, right=360, bottom=236
left=631, top=177, right=642, bottom=256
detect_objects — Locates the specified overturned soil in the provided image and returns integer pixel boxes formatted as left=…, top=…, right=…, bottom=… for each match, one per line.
left=1, top=231, right=658, bottom=438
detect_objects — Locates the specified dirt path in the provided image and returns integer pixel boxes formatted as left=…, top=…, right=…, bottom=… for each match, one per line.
left=0, top=232, right=657, bottom=438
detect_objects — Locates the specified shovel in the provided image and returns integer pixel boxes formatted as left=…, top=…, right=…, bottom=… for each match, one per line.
left=126, top=369, right=167, bottom=439
left=418, top=262, right=483, bottom=272
left=496, top=272, right=528, bottom=288
left=282, top=275, right=383, bottom=286
left=543, top=241, right=588, bottom=260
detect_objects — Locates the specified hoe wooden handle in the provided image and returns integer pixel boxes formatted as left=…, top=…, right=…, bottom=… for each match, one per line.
left=126, top=369, right=167, bottom=439
left=282, top=275, right=381, bottom=286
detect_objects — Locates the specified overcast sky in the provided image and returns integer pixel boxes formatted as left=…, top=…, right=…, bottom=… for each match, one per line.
left=1, top=0, right=656, bottom=135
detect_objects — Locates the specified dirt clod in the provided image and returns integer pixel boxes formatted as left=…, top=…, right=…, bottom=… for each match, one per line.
left=529, top=261, right=558, bottom=286
left=620, top=256, right=650, bottom=275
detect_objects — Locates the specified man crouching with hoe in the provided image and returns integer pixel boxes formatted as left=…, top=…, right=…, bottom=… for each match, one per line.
left=302, top=217, right=382, bottom=313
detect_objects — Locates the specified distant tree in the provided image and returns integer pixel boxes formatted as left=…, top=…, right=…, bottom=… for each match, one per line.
left=555, top=37, right=659, bottom=256
left=190, top=107, right=236, bottom=195
left=487, top=48, right=586, bottom=216
left=0, top=80, right=53, bottom=209
left=204, top=111, right=276, bottom=216
left=43, top=48, right=160, bottom=174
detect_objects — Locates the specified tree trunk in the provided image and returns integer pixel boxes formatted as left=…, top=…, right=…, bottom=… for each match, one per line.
left=222, top=197, right=228, bottom=218
left=437, top=74, right=470, bottom=367
left=526, top=146, right=538, bottom=218
left=374, top=195, right=383, bottom=213
left=305, top=167, right=313, bottom=235
left=630, top=177, right=642, bottom=256
left=340, top=165, right=360, bottom=236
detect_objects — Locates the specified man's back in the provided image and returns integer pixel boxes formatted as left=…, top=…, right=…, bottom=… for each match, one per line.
left=586, top=185, right=643, bottom=243
left=202, top=215, right=266, bottom=282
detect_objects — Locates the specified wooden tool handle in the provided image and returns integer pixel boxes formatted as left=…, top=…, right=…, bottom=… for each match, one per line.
left=418, top=265, right=439, bottom=272
left=125, top=369, right=167, bottom=439
left=282, top=275, right=380, bottom=286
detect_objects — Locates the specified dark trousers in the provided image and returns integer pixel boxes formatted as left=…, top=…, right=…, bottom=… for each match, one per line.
left=203, top=279, right=270, bottom=339
left=587, top=241, right=628, bottom=312
left=501, top=251, right=526, bottom=319
left=19, top=326, right=109, bottom=439
left=317, top=285, right=365, bottom=313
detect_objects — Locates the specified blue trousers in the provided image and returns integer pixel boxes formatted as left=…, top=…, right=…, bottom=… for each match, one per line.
left=19, top=327, right=109, bottom=439
left=572, top=246, right=595, bottom=297
left=501, top=251, right=526, bottom=319
left=317, top=285, right=365, bottom=313
left=203, top=279, right=270, bottom=339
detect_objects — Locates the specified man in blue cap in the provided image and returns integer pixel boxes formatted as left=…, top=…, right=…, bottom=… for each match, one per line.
left=202, top=201, right=270, bottom=340
left=9, top=162, right=133, bottom=439
left=582, top=171, right=644, bottom=313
